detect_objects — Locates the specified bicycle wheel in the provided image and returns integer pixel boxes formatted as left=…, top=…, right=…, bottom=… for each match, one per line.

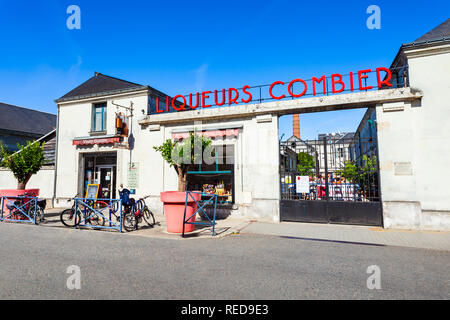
left=31, top=207, right=44, bottom=225
left=87, top=210, right=106, bottom=227
left=94, top=201, right=108, bottom=210
left=60, top=208, right=81, bottom=227
left=110, top=201, right=120, bottom=214
left=143, top=207, right=155, bottom=227
left=136, top=199, right=144, bottom=211
left=123, top=212, right=137, bottom=232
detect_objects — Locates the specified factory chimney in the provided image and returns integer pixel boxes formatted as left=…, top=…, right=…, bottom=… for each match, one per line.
left=293, top=114, right=300, bottom=139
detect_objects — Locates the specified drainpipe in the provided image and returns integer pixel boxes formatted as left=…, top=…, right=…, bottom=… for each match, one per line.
left=52, top=104, right=60, bottom=208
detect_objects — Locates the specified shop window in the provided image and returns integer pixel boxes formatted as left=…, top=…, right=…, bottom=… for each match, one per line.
left=84, top=156, right=95, bottom=192
left=147, top=96, right=157, bottom=114
left=187, top=144, right=235, bottom=204
left=147, top=94, right=180, bottom=114
left=82, top=152, right=117, bottom=199
left=92, top=103, right=107, bottom=132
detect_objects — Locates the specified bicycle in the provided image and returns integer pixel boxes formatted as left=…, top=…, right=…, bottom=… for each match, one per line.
left=4, top=193, right=44, bottom=224
left=104, top=200, right=123, bottom=223
left=137, top=196, right=155, bottom=227
left=122, top=194, right=155, bottom=232
left=60, top=195, right=106, bottom=228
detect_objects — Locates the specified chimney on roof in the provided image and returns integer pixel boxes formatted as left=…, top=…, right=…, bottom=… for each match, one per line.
left=293, top=114, right=300, bottom=139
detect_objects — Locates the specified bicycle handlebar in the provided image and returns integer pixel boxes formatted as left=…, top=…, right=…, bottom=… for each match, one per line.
left=67, top=194, right=79, bottom=202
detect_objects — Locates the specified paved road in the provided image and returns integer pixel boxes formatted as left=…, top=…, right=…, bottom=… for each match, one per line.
left=0, top=223, right=448, bottom=299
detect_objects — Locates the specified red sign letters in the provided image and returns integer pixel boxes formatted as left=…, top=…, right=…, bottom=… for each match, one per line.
left=155, top=67, right=392, bottom=114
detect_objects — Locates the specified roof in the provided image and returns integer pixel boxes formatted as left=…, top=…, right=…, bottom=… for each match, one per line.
left=1, top=130, right=56, bottom=165
left=400, top=18, right=450, bottom=50
left=286, top=135, right=302, bottom=142
left=0, top=102, right=56, bottom=136
left=389, top=18, right=450, bottom=71
left=413, top=18, right=450, bottom=43
left=34, top=129, right=57, bottom=165
left=56, top=72, right=148, bottom=103
left=318, top=132, right=355, bottom=141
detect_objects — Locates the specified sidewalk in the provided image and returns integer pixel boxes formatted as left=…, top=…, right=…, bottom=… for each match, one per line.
left=240, top=221, right=450, bottom=251
left=40, top=208, right=450, bottom=250
left=40, top=208, right=248, bottom=240
left=130, top=213, right=249, bottom=240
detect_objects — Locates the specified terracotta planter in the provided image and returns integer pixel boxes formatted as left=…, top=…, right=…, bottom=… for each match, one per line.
left=161, top=191, right=201, bottom=233
left=0, top=189, right=40, bottom=217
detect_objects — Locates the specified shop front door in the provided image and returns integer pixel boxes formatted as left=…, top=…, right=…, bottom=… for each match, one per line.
left=96, top=166, right=116, bottom=199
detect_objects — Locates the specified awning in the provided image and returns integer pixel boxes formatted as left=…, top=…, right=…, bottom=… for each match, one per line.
left=172, top=129, right=239, bottom=140
left=73, top=136, right=120, bottom=146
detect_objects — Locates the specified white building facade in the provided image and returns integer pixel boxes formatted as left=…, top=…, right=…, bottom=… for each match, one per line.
left=54, top=75, right=280, bottom=221
left=49, top=20, right=450, bottom=230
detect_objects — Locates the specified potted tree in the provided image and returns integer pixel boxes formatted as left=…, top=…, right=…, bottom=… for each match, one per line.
left=154, top=132, right=213, bottom=233
left=0, top=141, right=45, bottom=203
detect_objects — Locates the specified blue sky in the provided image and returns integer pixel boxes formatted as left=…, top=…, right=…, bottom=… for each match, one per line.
left=0, top=0, right=448, bottom=139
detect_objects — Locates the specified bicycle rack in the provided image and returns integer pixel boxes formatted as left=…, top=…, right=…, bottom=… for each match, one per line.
left=0, top=196, right=38, bottom=225
left=182, top=191, right=218, bottom=237
left=74, top=198, right=123, bottom=232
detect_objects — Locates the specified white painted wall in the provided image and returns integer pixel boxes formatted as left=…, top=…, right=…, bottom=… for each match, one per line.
left=54, top=91, right=149, bottom=207
left=55, top=89, right=280, bottom=221
left=0, top=168, right=55, bottom=199
left=50, top=47, right=449, bottom=230
left=377, top=43, right=450, bottom=230
left=145, top=115, right=280, bottom=222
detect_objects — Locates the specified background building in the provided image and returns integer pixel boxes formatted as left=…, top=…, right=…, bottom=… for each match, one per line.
left=285, top=132, right=355, bottom=178
left=0, top=103, right=56, bottom=199
left=0, top=102, right=56, bottom=152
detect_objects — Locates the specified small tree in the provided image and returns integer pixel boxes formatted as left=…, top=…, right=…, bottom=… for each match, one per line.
left=337, top=160, right=359, bottom=183
left=337, top=155, right=379, bottom=198
left=297, top=152, right=315, bottom=177
left=153, top=132, right=213, bottom=192
left=359, top=155, right=378, bottom=197
left=0, top=141, right=45, bottom=190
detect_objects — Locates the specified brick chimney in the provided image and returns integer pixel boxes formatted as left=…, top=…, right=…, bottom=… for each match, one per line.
left=293, top=114, right=300, bottom=139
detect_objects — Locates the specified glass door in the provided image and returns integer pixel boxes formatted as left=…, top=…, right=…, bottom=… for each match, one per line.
left=95, top=166, right=116, bottom=199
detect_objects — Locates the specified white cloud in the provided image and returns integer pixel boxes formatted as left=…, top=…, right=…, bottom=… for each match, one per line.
left=194, top=63, right=209, bottom=92
left=68, top=55, right=83, bottom=75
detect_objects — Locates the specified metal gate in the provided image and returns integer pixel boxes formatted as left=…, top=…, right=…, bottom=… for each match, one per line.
left=280, top=132, right=382, bottom=226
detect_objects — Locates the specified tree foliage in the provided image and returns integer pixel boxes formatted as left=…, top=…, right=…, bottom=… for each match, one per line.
left=153, top=132, right=213, bottom=192
left=337, top=161, right=359, bottom=183
left=0, top=141, right=45, bottom=190
left=337, top=155, right=378, bottom=196
left=297, top=152, right=315, bottom=177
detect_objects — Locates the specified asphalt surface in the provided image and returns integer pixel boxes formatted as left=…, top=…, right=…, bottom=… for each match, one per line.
left=0, top=223, right=449, bottom=300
